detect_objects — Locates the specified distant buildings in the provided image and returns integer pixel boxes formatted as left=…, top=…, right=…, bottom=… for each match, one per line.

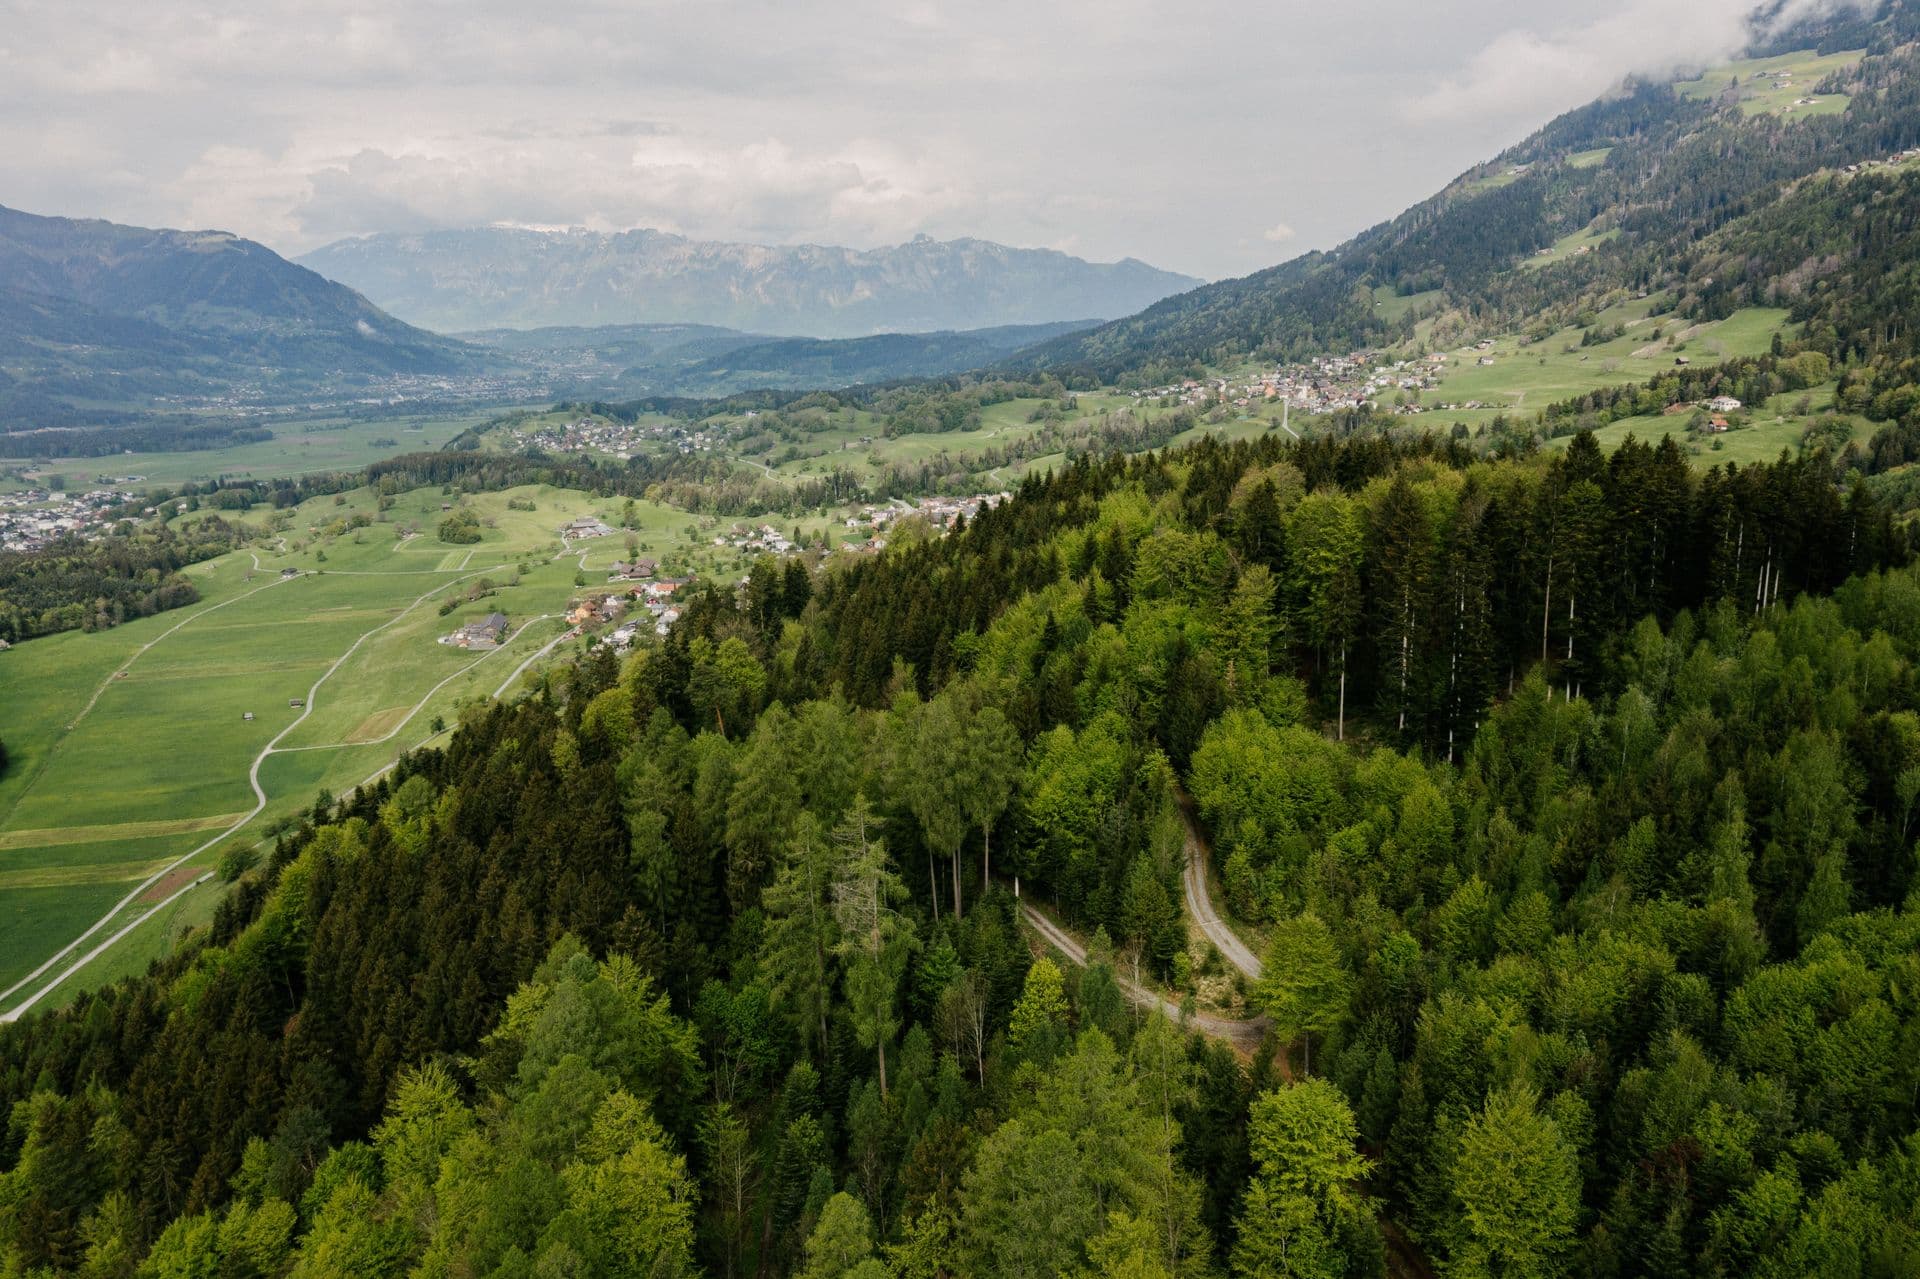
left=0, top=486, right=141, bottom=552
left=560, top=517, right=615, bottom=540
left=609, top=558, right=657, bottom=580
left=447, top=612, right=510, bottom=649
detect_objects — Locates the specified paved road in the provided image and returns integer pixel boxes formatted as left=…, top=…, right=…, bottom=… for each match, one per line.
left=493, top=621, right=574, bottom=698
left=1177, top=794, right=1263, bottom=980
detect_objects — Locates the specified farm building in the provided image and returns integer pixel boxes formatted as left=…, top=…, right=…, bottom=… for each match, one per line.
left=453, top=612, right=510, bottom=648
left=561, top=517, right=615, bottom=540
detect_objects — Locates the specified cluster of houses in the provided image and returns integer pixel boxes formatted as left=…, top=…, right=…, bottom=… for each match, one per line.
left=1842, top=147, right=1920, bottom=174
left=582, top=574, right=692, bottom=650
left=511, top=416, right=727, bottom=461
left=442, top=612, right=510, bottom=650
left=560, top=515, right=617, bottom=541
left=0, top=486, right=146, bottom=552
left=711, top=523, right=799, bottom=556
left=834, top=492, right=1011, bottom=553
left=1126, top=350, right=1452, bottom=418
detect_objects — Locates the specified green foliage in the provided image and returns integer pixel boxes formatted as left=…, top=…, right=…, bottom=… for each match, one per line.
left=436, top=507, right=483, bottom=543
left=1445, top=1085, right=1581, bottom=1279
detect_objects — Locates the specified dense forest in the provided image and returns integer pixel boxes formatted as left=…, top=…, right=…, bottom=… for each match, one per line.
left=2, top=426, right=1916, bottom=1278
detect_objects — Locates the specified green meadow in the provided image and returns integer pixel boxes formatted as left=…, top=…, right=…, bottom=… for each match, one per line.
left=1413, top=303, right=1792, bottom=429
left=3, top=408, right=497, bottom=493
left=1553, top=380, right=1880, bottom=467
left=0, top=479, right=744, bottom=1014
left=1674, top=47, right=1862, bottom=117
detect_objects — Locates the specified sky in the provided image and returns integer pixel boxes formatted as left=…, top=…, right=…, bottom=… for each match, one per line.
left=0, top=0, right=1864, bottom=280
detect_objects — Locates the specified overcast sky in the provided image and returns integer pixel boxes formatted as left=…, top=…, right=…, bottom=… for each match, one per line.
left=0, top=0, right=1858, bottom=279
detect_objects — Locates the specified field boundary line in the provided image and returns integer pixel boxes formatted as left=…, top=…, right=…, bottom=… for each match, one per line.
left=0, top=575, right=292, bottom=832
left=271, top=618, right=551, bottom=753
left=0, top=563, right=507, bottom=1019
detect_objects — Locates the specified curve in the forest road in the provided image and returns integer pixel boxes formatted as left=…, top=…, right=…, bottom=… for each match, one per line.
left=1172, top=794, right=1437, bottom=1279
left=1018, top=897, right=1270, bottom=1054
left=1177, top=794, right=1264, bottom=981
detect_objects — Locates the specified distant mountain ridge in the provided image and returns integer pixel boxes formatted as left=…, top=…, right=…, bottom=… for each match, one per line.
left=0, top=204, right=479, bottom=423
left=461, top=318, right=1098, bottom=400
left=296, top=227, right=1200, bottom=337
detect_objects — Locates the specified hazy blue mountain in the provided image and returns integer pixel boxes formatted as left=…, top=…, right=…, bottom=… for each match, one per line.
left=297, top=227, right=1200, bottom=336
left=0, top=204, right=480, bottom=421
left=463, top=318, right=1096, bottom=399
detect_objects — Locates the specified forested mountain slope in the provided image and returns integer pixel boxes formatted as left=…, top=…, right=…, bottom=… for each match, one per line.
left=1, top=425, right=1915, bottom=1277
left=1016, top=1, right=1920, bottom=381
left=0, top=205, right=481, bottom=421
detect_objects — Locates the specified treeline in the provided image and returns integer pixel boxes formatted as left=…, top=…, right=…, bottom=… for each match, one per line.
left=795, top=432, right=1903, bottom=756
left=0, top=516, right=245, bottom=643
left=0, top=421, right=272, bottom=459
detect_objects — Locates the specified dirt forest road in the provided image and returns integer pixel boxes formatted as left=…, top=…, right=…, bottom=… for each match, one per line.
left=1177, top=794, right=1263, bottom=981
left=1018, top=898, right=1270, bottom=1055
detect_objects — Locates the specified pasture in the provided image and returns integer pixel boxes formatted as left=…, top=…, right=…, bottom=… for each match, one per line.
left=1555, top=380, right=1880, bottom=467
left=2, top=409, right=496, bottom=494
left=1674, top=47, right=1862, bottom=117
left=0, top=479, right=736, bottom=1015
left=1412, top=303, right=1792, bottom=429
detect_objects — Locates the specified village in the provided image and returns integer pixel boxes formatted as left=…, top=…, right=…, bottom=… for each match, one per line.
left=509, top=414, right=726, bottom=460
left=1128, top=350, right=1457, bottom=417
left=0, top=484, right=147, bottom=552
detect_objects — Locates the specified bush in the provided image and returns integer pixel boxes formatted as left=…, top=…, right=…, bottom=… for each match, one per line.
left=217, top=844, right=259, bottom=883
left=438, top=510, right=483, bottom=544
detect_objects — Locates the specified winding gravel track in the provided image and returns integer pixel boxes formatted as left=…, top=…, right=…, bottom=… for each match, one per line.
left=1177, top=793, right=1263, bottom=980
left=1018, top=897, right=1269, bottom=1054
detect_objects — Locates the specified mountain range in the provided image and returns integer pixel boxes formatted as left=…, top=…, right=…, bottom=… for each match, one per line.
left=464, top=318, right=1096, bottom=401
left=295, top=228, right=1200, bottom=337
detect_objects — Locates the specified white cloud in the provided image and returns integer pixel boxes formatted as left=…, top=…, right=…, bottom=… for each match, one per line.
left=1400, top=0, right=1873, bottom=126
left=0, top=0, right=1877, bottom=278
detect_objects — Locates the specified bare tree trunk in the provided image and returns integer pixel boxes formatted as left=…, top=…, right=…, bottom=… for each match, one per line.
left=951, top=846, right=963, bottom=919
left=981, top=821, right=991, bottom=896
left=1540, top=551, right=1555, bottom=665
left=1398, top=583, right=1411, bottom=733
left=928, top=850, right=940, bottom=920
left=1337, top=641, right=1347, bottom=741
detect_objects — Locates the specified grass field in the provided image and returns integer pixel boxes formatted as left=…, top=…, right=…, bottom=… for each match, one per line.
left=1412, top=303, right=1792, bottom=430
left=1, top=408, right=500, bottom=494
left=1674, top=47, right=1861, bottom=117
left=0, top=478, right=759, bottom=1014
left=1554, top=380, right=1879, bottom=467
